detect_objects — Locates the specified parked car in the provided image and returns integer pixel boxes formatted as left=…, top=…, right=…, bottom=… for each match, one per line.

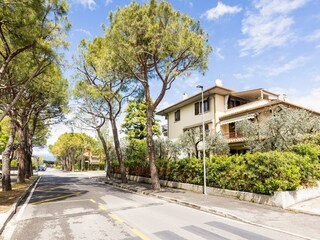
left=38, top=166, right=47, bottom=171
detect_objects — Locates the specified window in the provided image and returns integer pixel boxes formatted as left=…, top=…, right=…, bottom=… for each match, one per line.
left=195, top=99, right=209, bottom=115
left=195, top=102, right=200, bottom=115
left=174, top=110, right=180, bottom=121
left=204, top=99, right=209, bottom=112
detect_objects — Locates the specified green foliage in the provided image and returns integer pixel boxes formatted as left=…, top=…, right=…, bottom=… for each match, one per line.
left=105, top=0, right=212, bottom=188
left=290, top=143, right=320, bottom=162
left=303, top=133, right=320, bottom=145
left=10, top=160, right=18, bottom=168
left=116, top=149, right=320, bottom=195
left=124, top=139, right=147, bottom=162
left=0, top=116, right=10, bottom=152
left=154, top=138, right=180, bottom=161
left=236, top=109, right=320, bottom=152
left=206, top=132, right=230, bottom=155
left=108, top=0, right=212, bottom=80
left=49, top=132, right=98, bottom=171
left=122, top=100, right=160, bottom=140
left=179, top=129, right=229, bottom=157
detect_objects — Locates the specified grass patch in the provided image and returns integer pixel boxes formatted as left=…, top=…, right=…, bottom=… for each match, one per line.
left=0, top=176, right=37, bottom=213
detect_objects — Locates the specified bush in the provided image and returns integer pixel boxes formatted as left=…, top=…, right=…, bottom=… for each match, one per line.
left=290, top=143, right=320, bottom=162
left=244, top=152, right=301, bottom=194
left=10, top=160, right=18, bottom=168
left=116, top=139, right=320, bottom=195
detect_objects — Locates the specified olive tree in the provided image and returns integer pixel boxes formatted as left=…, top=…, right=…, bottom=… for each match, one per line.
left=236, top=108, right=320, bottom=152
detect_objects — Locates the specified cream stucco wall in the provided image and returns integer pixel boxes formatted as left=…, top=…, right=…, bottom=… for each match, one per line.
left=214, top=94, right=227, bottom=132
left=168, top=96, right=216, bottom=139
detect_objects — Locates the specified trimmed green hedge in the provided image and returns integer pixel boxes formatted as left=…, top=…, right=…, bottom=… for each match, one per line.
left=111, top=146, right=320, bottom=195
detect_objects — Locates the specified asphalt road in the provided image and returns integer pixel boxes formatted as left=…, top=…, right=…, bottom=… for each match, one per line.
left=1, top=169, right=308, bottom=240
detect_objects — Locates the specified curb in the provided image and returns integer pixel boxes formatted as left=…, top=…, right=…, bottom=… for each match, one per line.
left=105, top=180, right=317, bottom=240
left=0, top=176, right=40, bottom=235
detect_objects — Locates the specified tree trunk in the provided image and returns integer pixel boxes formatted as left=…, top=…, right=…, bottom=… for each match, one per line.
left=145, top=86, right=161, bottom=190
left=80, top=149, right=84, bottom=172
left=195, top=142, right=199, bottom=159
left=17, top=127, right=26, bottom=184
left=25, top=132, right=33, bottom=178
left=1, top=120, right=16, bottom=191
left=97, top=128, right=111, bottom=179
left=109, top=113, right=127, bottom=183
left=62, top=157, right=67, bottom=171
left=71, top=152, right=75, bottom=172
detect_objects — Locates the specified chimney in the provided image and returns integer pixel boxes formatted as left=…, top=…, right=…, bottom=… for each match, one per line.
left=215, top=79, right=223, bottom=86
left=283, top=94, right=287, bottom=101
left=182, top=92, right=188, bottom=100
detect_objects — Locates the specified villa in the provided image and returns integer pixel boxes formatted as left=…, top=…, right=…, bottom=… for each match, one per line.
left=157, top=81, right=320, bottom=154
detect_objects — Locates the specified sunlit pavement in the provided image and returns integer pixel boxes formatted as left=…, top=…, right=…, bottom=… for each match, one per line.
left=1, top=169, right=314, bottom=240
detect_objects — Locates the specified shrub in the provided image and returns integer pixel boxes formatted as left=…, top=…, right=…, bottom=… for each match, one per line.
left=244, top=152, right=301, bottom=194
left=10, top=160, right=18, bottom=168
left=290, top=143, right=320, bottom=162
left=117, top=148, right=320, bottom=195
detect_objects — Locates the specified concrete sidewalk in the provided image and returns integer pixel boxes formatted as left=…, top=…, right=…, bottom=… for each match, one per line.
left=104, top=179, right=320, bottom=240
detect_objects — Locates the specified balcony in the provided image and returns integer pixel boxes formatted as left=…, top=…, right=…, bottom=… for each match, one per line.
left=223, top=131, right=245, bottom=143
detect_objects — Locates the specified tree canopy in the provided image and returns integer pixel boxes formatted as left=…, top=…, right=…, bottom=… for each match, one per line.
left=103, top=0, right=211, bottom=190
left=122, top=100, right=160, bottom=140
left=236, top=108, right=320, bottom=152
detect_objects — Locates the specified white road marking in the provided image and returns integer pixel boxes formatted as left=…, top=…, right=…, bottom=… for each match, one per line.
left=2, top=177, right=41, bottom=240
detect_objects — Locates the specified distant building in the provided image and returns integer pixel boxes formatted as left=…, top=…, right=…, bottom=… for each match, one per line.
left=83, top=151, right=100, bottom=165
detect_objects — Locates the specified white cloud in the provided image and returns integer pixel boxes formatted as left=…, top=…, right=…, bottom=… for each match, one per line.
left=189, top=2, right=193, bottom=8
left=316, top=44, right=320, bottom=49
left=105, top=0, right=112, bottom=6
left=312, top=73, right=320, bottom=82
left=267, top=87, right=298, bottom=98
left=233, top=66, right=257, bottom=80
left=170, top=74, right=201, bottom=99
left=213, top=47, right=224, bottom=60
left=233, top=73, right=252, bottom=80
left=255, top=0, right=307, bottom=15
left=305, top=29, right=320, bottom=42
left=267, top=56, right=307, bottom=76
left=294, top=88, right=320, bottom=112
left=239, top=0, right=308, bottom=56
left=202, top=2, right=242, bottom=21
left=74, top=28, right=92, bottom=36
left=72, top=0, right=96, bottom=10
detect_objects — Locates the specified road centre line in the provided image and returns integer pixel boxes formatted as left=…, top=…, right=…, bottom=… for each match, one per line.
left=108, top=211, right=150, bottom=240
left=98, top=204, right=108, bottom=211
left=109, top=213, right=124, bottom=223
left=131, top=228, right=150, bottom=240
left=31, top=192, right=81, bottom=205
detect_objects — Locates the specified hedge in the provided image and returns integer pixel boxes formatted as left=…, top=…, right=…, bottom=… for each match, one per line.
left=111, top=147, right=320, bottom=195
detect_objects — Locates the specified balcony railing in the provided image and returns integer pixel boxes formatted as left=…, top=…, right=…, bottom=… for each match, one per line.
left=224, top=131, right=242, bottom=139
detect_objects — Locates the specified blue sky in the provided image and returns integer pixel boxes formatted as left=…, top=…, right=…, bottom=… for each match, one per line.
left=34, top=0, right=320, bottom=160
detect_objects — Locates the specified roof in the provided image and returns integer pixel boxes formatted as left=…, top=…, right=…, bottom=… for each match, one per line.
left=220, top=100, right=320, bottom=120
left=156, top=85, right=235, bottom=115
left=231, top=88, right=279, bottom=101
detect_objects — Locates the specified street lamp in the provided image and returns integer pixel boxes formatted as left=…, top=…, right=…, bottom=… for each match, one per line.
left=196, top=85, right=207, bottom=195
